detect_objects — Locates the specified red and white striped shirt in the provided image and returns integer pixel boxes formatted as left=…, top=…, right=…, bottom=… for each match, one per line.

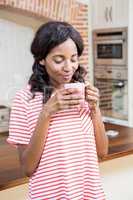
left=7, top=85, right=105, bottom=200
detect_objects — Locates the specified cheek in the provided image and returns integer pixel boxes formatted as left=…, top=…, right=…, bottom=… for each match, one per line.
left=45, top=62, right=59, bottom=75
left=46, top=61, right=79, bottom=75
left=51, top=64, right=63, bottom=73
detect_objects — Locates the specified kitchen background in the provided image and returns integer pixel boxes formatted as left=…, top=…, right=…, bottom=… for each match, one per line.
left=0, top=0, right=89, bottom=106
left=0, top=0, right=133, bottom=200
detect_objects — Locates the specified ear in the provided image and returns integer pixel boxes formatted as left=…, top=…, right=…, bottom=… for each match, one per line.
left=39, top=59, right=45, bottom=66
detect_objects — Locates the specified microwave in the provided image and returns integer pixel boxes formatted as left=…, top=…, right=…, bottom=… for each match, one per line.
left=93, top=27, right=128, bottom=66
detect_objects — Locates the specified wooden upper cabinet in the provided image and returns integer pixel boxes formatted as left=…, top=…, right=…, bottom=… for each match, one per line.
left=92, top=0, right=128, bottom=29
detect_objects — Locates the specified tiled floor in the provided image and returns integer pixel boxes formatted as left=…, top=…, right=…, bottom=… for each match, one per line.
left=100, top=155, right=133, bottom=200
left=0, top=134, right=133, bottom=200
left=0, top=183, right=28, bottom=200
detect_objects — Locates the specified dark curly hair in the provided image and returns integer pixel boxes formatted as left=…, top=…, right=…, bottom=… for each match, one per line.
left=28, top=21, right=86, bottom=103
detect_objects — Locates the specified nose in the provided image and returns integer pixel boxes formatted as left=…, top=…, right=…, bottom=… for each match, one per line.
left=63, top=59, right=72, bottom=72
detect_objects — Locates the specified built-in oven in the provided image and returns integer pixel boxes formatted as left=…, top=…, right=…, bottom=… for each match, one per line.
left=95, top=74, right=128, bottom=121
left=93, top=27, right=127, bottom=66
left=93, top=27, right=128, bottom=124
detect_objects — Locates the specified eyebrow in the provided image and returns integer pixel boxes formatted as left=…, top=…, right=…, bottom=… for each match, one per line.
left=53, top=53, right=78, bottom=58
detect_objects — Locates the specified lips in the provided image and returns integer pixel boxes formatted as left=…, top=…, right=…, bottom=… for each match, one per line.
left=63, top=74, right=72, bottom=80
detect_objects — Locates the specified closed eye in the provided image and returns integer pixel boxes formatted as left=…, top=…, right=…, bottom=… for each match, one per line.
left=54, top=59, right=63, bottom=64
left=53, top=56, right=64, bottom=64
left=53, top=54, right=78, bottom=64
left=71, top=54, right=78, bottom=62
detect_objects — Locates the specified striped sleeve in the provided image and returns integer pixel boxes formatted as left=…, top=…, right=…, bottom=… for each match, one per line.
left=7, top=91, right=31, bottom=147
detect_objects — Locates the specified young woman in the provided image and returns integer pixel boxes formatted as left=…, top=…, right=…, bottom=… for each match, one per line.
left=7, top=21, right=108, bottom=200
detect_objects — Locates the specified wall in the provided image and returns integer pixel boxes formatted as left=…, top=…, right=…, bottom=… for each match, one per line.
left=0, top=18, right=34, bottom=106
left=0, top=9, right=49, bottom=106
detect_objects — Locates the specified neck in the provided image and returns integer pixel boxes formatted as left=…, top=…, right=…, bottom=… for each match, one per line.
left=49, top=79, right=63, bottom=89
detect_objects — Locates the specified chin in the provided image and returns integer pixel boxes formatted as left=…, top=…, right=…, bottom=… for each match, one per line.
left=65, top=79, right=71, bottom=82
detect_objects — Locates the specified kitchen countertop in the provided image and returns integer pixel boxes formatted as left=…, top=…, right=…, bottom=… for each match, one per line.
left=0, top=122, right=133, bottom=190
left=102, top=122, right=133, bottom=160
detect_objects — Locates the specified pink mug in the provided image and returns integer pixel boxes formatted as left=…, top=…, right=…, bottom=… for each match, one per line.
left=64, top=82, right=85, bottom=107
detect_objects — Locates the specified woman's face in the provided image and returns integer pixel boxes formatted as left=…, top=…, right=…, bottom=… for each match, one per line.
left=41, top=38, right=79, bottom=88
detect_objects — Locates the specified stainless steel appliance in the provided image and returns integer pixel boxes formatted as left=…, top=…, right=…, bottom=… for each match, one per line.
left=93, top=27, right=127, bottom=66
left=93, top=27, right=128, bottom=122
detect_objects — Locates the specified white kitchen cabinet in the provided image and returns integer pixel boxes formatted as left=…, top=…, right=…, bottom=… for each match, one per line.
left=92, top=0, right=128, bottom=29
left=92, top=0, right=112, bottom=29
left=113, top=0, right=128, bottom=28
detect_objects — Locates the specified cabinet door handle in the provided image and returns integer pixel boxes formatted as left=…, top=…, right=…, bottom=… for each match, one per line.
left=109, top=6, right=112, bottom=22
left=105, top=7, right=109, bottom=22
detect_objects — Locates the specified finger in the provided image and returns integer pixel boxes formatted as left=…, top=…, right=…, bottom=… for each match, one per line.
left=85, top=85, right=99, bottom=95
left=62, top=94, right=84, bottom=100
left=61, top=104, right=80, bottom=110
left=85, top=94, right=99, bottom=102
left=62, top=88, right=81, bottom=95
left=85, top=84, right=99, bottom=93
left=64, top=99, right=83, bottom=106
left=85, top=90, right=99, bottom=99
left=59, top=99, right=82, bottom=110
left=56, top=92, right=83, bottom=104
left=85, top=82, right=91, bottom=87
left=85, top=83, right=94, bottom=89
left=86, top=87, right=99, bottom=96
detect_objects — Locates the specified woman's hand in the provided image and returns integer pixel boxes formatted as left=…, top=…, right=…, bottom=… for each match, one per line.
left=44, top=88, right=84, bottom=116
left=85, top=83, right=100, bottom=112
